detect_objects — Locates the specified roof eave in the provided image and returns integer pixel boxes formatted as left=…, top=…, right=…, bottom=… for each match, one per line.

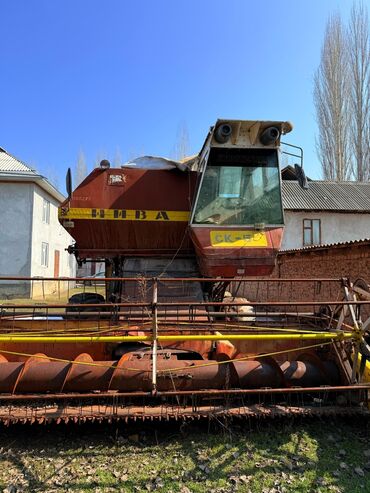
left=0, top=173, right=65, bottom=203
left=280, top=238, right=370, bottom=254
left=284, top=208, right=370, bottom=213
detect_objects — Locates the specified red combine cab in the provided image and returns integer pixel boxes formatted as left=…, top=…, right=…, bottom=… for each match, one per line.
left=0, top=119, right=368, bottom=424
left=60, top=119, right=290, bottom=281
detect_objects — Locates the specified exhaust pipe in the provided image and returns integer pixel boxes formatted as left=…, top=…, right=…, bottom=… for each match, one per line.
left=260, top=126, right=280, bottom=145
left=214, top=124, right=232, bottom=143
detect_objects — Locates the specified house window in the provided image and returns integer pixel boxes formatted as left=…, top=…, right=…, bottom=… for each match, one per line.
left=69, top=253, right=75, bottom=271
left=42, top=199, right=50, bottom=224
left=41, top=242, right=49, bottom=267
left=303, top=219, right=321, bottom=246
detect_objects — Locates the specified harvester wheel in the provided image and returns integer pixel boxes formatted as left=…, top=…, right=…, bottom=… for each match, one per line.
left=69, top=292, right=105, bottom=304
left=353, top=277, right=370, bottom=293
left=353, top=278, right=370, bottom=333
left=317, top=305, right=333, bottom=328
left=65, top=292, right=108, bottom=319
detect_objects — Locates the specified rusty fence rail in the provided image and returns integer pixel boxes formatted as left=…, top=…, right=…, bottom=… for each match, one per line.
left=0, top=276, right=368, bottom=403
left=0, top=275, right=368, bottom=329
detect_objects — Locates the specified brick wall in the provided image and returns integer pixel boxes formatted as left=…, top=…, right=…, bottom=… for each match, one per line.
left=276, top=241, right=370, bottom=281
left=236, top=241, right=370, bottom=314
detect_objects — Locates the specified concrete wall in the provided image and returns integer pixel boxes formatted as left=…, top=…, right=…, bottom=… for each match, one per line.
left=281, top=211, right=370, bottom=250
left=0, top=182, right=33, bottom=297
left=30, top=185, right=76, bottom=297
left=77, top=261, right=105, bottom=277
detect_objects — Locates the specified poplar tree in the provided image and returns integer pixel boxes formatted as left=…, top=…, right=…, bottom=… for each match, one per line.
left=314, top=13, right=352, bottom=180
left=348, top=2, right=370, bottom=181
left=75, top=150, right=88, bottom=186
left=314, top=3, right=370, bottom=181
left=173, top=122, right=190, bottom=161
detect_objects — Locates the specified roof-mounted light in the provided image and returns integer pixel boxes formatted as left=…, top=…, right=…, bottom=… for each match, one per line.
left=100, top=159, right=111, bottom=169
left=259, top=126, right=280, bottom=146
left=214, top=123, right=232, bottom=143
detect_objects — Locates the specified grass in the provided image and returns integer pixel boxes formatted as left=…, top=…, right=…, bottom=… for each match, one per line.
left=0, top=418, right=368, bottom=493
left=0, top=285, right=106, bottom=320
left=0, top=285, right=105, bottom=305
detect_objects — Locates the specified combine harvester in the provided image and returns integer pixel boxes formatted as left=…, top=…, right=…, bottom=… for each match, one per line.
left=0, top=119, right=369, bottom=424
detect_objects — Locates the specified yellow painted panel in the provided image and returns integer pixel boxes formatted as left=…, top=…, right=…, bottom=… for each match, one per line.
left=358, top=357, right=370, bottom=383
left=59, top=208, right=190, bottom=222
left=210, top=230, right=268, bottom=248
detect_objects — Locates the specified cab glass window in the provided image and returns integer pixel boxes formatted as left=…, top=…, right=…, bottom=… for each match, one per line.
left=193, top=148, right=283, bottom=226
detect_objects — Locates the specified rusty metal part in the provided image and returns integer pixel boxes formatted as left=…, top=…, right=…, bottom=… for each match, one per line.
left=280, top=353, right=340, bottom=387
left=0, top=384, right=368, bottom=401
left=0, top=349, right=342, bottom=394
left=59, top=167, right=198, bottom=258
left=234, top=356, right=285, bottom=388
left=0, top=276, right=345, bottom=281
left=0, top=403, right=367, bottom=425
left=0, top=275, right=366, bottom=423
left=2, top=301, right=370, bottom=309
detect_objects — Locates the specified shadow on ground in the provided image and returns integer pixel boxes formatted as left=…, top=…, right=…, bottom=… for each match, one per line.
left=0, top=416, right=368, bottom=493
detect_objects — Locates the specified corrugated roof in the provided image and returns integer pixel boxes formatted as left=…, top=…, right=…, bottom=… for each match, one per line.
left=0, top=147, right=65, bottom=202
left=280, top=237, right=370, bottom=254
left=282, top=181, right=370, bottom=212
left=0, top=148, right=35, bottom=174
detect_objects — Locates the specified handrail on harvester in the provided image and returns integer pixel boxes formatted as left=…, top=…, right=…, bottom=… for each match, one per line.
left=0, top=332, right=354, bottom=343
left=0, top=275, right=345, bottom=282
left=1, top=301, right=369, bottom=309
left=0, top=276, right=366, bottom=394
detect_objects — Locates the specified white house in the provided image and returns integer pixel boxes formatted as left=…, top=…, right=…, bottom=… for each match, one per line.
left=0, top=147, right=76, bottom=297
left=281, top=172, right=370, bottom=250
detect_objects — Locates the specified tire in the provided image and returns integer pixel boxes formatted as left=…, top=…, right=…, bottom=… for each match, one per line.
left=65, top=292, right=108, bottom=319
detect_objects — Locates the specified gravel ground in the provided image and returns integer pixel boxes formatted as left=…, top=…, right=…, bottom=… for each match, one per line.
left=0, top=418, right=368, bottom=493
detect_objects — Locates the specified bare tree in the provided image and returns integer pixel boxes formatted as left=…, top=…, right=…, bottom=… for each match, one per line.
left=75, top=150, right=88, bottom=186
left=348, top=2, right=370, bottom=181
left=113, top=146, right=122, bottom=167
left=314, top=13, right=352, bottom=180
left=45, top=166, right=60, bottom=189
left=94, top=150, right=106, bottom=169
left=280, top=151, right=293, bottom=169
left=172, top=122, right=190, bottom=161
left=35, top=162, right=60, bottom=189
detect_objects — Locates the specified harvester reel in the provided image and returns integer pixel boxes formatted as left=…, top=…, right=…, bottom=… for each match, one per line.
left=353, top=278, right=370, bottom=333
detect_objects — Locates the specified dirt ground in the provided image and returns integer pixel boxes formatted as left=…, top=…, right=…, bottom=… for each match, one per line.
left=0, top=417, right=368, bottom=493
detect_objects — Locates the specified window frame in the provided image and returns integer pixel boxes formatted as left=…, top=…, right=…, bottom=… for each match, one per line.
left=303, top=218, right=321, bottom=246
left=42, top=198, right=50, bottom=224
left=41, top=242, right=49, bottom=267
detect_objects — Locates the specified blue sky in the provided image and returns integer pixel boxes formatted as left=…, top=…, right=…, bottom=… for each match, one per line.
left=1, top=0, right=353, bottom=190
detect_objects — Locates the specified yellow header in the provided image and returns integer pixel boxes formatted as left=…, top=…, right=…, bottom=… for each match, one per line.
left=210, top=230, right=268, bottom=248
left=59, top=207, right=190, bottom=222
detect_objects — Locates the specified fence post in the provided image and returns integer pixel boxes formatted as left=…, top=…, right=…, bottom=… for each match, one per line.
left=151, top=277, right=158, bottom=393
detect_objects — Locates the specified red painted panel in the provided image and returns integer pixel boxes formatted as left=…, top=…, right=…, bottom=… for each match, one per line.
left=60, top=166, right=284, bottom=278
left=189, top=227, right=284, bottom=277
left=59, top=168, right=198, bottom=258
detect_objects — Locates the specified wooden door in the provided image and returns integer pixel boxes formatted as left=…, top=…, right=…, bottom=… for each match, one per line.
left=54, top=250, right=60, bottom=277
